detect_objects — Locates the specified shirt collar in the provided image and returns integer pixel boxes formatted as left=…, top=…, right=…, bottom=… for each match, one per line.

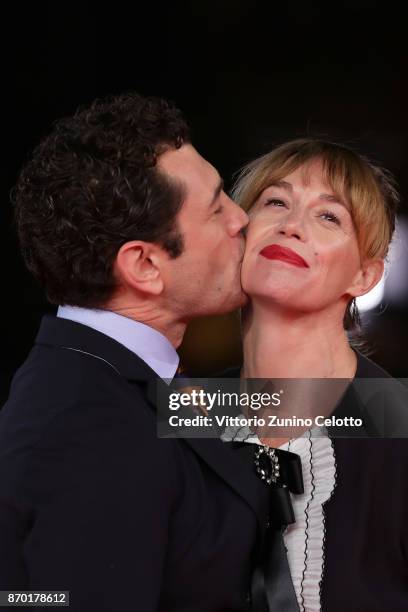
left=57, top=306, right=179, bottom=381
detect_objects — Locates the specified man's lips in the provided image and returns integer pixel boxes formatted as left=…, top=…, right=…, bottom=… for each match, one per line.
left=259, top=244, right=309, bottom=268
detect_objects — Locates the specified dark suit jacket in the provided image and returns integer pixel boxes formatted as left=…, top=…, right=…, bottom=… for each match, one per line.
left=0, top=316, right=271, bottom=611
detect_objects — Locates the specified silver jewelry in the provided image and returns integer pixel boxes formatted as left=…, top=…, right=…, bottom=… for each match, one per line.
left=254, top=446, right=280, bottom=485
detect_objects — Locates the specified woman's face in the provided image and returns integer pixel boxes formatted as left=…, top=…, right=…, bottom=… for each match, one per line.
left=242, top=160, right=370, bottom=314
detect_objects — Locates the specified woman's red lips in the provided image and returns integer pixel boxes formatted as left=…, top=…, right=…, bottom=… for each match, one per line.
left=259, top=244, right=309, bottom=268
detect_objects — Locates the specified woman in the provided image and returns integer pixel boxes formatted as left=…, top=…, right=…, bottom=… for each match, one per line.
left=231, top=140, right=408, bottom=611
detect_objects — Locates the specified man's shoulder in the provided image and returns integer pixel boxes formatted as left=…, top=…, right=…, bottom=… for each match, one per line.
left=0, top=340, right=185, bottom=510
left=4, top=339, right=139, bottom=417
left=0, top=337, right=173, bottom=476
left=211, top=365, right=241, bottom=378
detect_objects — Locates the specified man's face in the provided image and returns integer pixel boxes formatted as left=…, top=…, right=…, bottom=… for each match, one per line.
left=157, top=144, right=248, bottom=319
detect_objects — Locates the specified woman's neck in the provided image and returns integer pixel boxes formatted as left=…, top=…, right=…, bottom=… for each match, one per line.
left=242, top=300, right=357, bottom=379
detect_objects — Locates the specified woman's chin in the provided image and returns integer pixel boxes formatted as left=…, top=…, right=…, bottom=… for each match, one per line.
left=242, top=280, right=305, bottom=304
left=250, top=297, right=289, bottom=310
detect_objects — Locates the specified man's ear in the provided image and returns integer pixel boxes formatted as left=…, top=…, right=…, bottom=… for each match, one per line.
left=347, top=258, right=384, bottom=299
left=114, top=241, right=165, bottom=296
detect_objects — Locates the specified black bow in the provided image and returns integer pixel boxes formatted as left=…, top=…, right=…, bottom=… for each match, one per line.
left=233, top=442, right=303, bottom=611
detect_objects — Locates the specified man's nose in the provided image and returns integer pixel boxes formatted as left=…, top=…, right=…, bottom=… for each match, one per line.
left=226, top=196, right=249, bottom=235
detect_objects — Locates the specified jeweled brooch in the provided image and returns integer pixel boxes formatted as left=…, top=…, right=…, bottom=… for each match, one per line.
left=254, top=446, right=280, bottom=485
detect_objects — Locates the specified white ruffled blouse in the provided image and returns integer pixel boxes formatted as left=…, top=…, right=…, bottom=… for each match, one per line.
left=222, top=424, right=337, bottom=612
left=280, top=433, right=337, bottom=611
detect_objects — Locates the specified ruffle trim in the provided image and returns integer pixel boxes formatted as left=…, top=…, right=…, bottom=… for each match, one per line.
left=281, top=432, right=336, bottom=611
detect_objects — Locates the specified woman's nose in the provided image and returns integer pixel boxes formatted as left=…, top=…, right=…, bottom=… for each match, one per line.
left=278, top=212, right=306, bottom=241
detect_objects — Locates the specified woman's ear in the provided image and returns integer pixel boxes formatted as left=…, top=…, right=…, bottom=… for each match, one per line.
left=114, top=240, right=165, bottom=296
left=347, top=258, right=384, bottom=299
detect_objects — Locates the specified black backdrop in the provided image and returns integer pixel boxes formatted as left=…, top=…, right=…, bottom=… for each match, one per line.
left=3, top=1, right=407, bottom=403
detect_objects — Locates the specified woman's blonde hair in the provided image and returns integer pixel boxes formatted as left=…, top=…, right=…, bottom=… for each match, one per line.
left=232, top=139, right=399, bottom=331
left=232, top=139, right=399, bottom=260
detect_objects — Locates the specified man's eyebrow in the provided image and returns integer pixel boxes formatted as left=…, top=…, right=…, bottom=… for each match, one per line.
left=209, top=177, right=224, bottom=207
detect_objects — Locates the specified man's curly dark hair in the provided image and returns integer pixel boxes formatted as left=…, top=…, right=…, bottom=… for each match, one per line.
left=12, top=92, right=191, bottom=307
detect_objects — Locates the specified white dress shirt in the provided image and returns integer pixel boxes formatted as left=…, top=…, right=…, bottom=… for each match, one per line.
left=57, top=305, right=180, bottom=380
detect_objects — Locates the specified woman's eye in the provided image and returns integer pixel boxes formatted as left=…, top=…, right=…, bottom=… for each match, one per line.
left=214, top=205, right=224, bottom=214
left=265, top=198, right=286, bottom=207
left=320, top=210, right=340, bottom=225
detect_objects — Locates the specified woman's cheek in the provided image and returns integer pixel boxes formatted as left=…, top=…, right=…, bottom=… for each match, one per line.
left=240, top=256, right=253, bottom=291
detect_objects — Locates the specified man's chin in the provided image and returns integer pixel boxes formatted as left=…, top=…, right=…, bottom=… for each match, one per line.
left=225, top=288, right=249, bottom=312
left=237, top=289, right=249, bottom=308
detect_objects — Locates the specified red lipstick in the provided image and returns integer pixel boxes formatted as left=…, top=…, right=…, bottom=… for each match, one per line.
left=260, top=244, right=309, bottom=268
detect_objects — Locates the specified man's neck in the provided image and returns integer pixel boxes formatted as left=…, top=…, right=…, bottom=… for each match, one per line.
left=242, top=300, right=357, bottom=379
left=105, top=298, right=186, bottom=349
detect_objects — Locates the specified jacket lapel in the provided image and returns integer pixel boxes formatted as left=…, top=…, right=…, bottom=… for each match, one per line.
left=182, top=436, right=270, bottom=527
left=143, top=375, right=270, bottom=529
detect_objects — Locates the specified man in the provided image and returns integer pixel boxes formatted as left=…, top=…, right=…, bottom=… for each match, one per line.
left=0, top=93, right=272, bottom=611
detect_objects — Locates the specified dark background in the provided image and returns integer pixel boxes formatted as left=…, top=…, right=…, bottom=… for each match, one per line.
left=2, top=1, right=407, bottom=403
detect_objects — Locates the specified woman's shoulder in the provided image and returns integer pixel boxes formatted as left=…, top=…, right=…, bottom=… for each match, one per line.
left=354, top=350, right=392, bottom=378
left=353, top=350, right=408, bottom=437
